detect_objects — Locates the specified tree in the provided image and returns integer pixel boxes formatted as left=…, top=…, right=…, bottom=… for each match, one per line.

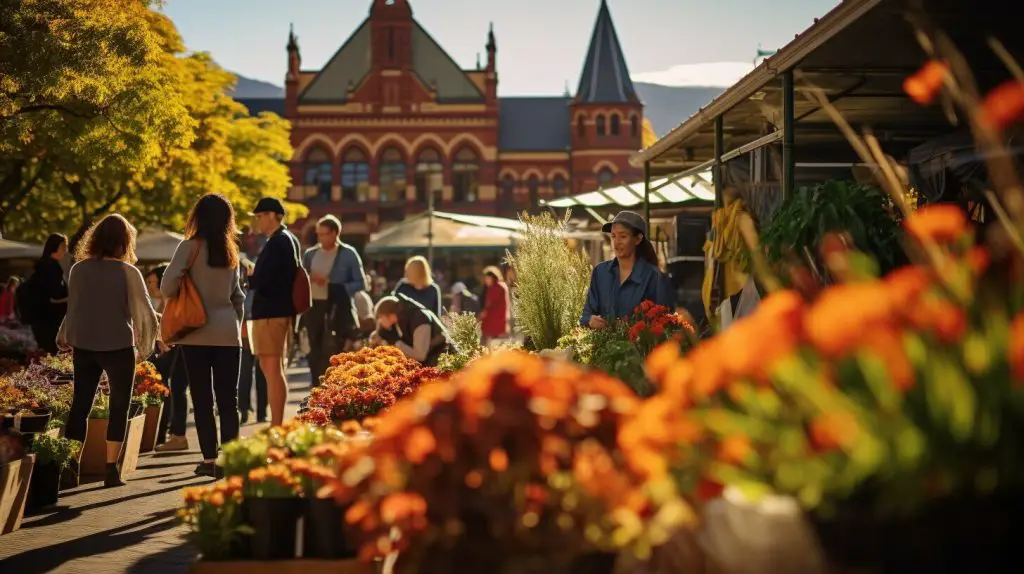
left=0, top=2, right=296, bottom=243
left=641, top=118, right=658, bottom=149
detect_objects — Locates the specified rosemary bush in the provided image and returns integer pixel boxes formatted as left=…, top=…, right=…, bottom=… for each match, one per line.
left=437, top=312, right=484, bottom=373
left=505, top=211, right=591, bottom=350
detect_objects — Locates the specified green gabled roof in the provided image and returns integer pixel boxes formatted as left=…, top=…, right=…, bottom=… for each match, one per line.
left=300, top=21, right=372, bottom=103
left=298, top=18, right=483, bottom=104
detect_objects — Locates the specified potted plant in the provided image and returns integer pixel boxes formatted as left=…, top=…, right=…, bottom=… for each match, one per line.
left=0, top=428, right=33, bottom=535
left=179, top=477, right=252, bottom=561
left=27, top=434, right=81, bottom=510
left=244, top=463, right=303, bottom=560
left=320, top=352, right=694, bottom=574
left=78, top=391, right=147, bottom=478
left=133, top=361, right=169, bottom=452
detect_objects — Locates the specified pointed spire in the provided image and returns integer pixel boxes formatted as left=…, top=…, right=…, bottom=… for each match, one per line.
left=287, top=23, right=298, bottom=51
left=476, top=53, right=481, bottom=70
left=575, top=0, right=636, bottom=103
left=487, top=22, right=496, bottom=52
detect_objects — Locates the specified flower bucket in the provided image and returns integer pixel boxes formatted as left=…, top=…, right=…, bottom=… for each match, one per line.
left=810, top=491, right=1024, bottom=573
left=0, top=454, right=35, bottom=534
left=247, top=497, right=303, bottom=560
left=26, top=461, right=61, bottom=511
left=0, top=408, right=51, bottom=434
left=139, top=404, right=163, bottom=453
left=302, top=498, right=354, bottom=559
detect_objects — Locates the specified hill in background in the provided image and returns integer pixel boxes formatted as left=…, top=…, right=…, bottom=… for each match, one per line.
left=229, top=75, right=724, bottom=136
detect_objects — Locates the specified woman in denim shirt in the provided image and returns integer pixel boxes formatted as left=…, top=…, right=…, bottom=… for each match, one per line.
left=581, top=211, right=675, bottom=328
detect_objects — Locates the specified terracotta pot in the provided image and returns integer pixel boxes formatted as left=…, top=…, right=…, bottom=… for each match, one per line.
left=139, top=404, right=163, bottom=453
left=0, top=454, right=35, bottom=535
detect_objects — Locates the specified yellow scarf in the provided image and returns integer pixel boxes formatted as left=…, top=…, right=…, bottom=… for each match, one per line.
left=702, top=198, right=751, bottom=317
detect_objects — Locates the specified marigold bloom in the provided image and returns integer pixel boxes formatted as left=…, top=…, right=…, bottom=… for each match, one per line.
left=717, top=434, right=753, bottom=465
left=903, top=60, right=948, bottom=105
left=981, top=80, right=1024, bottom=131
left=1009, top=312, right=1024, bottom=381
left=904, top=204, right=968, bottom=244
left=809, top=411, right=860, bottom=451
left=805, top=283, right=892, bottom=357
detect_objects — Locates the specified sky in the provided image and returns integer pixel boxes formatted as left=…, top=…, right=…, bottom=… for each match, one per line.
left=162, top=0, right=841, bottom=94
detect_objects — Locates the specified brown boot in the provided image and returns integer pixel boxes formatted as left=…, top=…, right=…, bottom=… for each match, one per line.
left=154, top=434, right=189, bottom=452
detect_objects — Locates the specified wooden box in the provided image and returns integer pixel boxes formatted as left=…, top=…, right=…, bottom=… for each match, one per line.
left=139, top=404, right=163, bottom=453
left=79, top=414, right=146, bottom=477
left=0, top=454, right=35, bottom=534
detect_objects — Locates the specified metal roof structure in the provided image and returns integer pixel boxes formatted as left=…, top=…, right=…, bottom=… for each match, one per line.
left=542, top=170, right=715, bottom=209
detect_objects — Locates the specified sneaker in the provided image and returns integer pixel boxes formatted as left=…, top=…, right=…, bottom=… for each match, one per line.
left=155, top=435, right=189, bottom=452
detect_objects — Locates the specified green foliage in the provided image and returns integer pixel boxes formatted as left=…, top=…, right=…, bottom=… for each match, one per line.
left=558, top=324, right=651, bottom=396
left=759, top=180, right=902, bottom=278
left=437, top=312, right=484, bottom=373
left=505, top=211, right=591, bottom=350
left=218, top=435, right=269, bottom=479
left=29, top=434, right=81, bottom=470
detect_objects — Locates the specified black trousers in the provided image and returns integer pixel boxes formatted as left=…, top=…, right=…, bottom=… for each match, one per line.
left=179, top=345, right=241, bottom=461
left=304, top=299, right=340, bottom=387
left=238, top=340, right=267, bottom=419
left=163, top=349, right=190, bottom=437
left=66, top=347, right=136, bottom=444
left=153, top=348, right=179, bottom=444
left=31, top=319, right=61, bottom=356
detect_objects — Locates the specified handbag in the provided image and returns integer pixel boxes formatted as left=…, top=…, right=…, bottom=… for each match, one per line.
left=291, top=234, right=312, bottom=315
left=161, top=241, right=207, bottom=343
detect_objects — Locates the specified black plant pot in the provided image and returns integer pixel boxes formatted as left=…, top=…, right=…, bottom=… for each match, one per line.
left=229, top=499, right=253, bottom=559
left=60, top=464, right=79, bottom=490
left=247, top=497, right=303, bottom=560
left=1, top=408, right=51, bottom=434
left=27, top=462, right=61, bottom=510
left=302, top=498, right=354, bottom=559
left=811, top=491, right=1024, bottom=573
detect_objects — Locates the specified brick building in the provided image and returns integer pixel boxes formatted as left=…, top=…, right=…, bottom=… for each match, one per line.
left=241, top=0, right=643, bottom=247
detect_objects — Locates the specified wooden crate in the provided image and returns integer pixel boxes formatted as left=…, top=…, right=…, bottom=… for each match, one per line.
left=139, top=404, right=163, bottom=453
left=0, top=454, right=35, bottom=535
left=79, top=414, right=146, bottom=477
left=190, top=559, right=382, bottom=574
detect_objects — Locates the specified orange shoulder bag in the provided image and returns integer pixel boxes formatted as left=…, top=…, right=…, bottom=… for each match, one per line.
left=160, top=241, right=207, bottom=343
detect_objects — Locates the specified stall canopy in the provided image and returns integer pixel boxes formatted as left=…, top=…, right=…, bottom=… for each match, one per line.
left=542, top=170, right=715, bottom=209
left=135, top=228, right=185, bottom=262
left=0, top=238, right=42, bottom=260
left=365, top=212, right=520, bottom=255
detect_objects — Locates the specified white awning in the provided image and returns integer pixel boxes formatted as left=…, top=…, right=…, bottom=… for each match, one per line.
left=542, top=170, right=715, bottom=208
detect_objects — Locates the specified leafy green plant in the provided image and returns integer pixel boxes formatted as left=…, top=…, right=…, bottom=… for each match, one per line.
left=559, top=323, right=650, bottom=395
left=30, top=434, right=81, bottom=470
left=760, top=180, right=903, bottom=278
left=89, top=392, right=110, bottom=419
left=217, top=435, right=270, bottom=479
left=505, top=211, right=591, bottom=350
left=437, top=312, right=485, bottom=374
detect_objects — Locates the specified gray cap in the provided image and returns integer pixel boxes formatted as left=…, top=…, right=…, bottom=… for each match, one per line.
left=450, top=281, right=468, bottom=295
left=601, top=211, right=647, bottom=235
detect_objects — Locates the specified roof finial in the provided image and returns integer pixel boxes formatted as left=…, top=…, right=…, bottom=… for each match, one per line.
left=476, top=53, right=481, bottom=70
left=287, top=22, right=298, bottom=50
left=487, top=21, right=495, bottom=50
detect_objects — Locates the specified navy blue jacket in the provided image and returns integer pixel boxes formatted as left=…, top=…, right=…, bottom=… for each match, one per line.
left=580, top=258, right=675, bottom=325
left=249, top=226, right=301, bottom=320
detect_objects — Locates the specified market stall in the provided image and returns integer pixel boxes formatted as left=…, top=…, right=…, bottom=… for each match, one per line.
left=134, top=228, right=185, bottom=263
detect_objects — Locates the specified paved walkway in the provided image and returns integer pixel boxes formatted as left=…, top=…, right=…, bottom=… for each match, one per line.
left=0, top=366, right=309, bottom=574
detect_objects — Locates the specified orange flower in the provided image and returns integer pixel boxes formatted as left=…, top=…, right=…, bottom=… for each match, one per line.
left=695, top=478, right=724, bottom=502
left=805, top=283, right=891, bottom=358
left=717, top=434, right=753, bottom=465
left=403, top=426, right=436, bottom=464
left=905, top=295, right=967, bottom=344
left=903, top=60, right=948, bottom=105
left=1009, top=312, right=1024, bottom=381
left=489, top=448, right=509, bottom=472
left=809, top=411, right=860, bottom=451
left=904, top=204, right=968, bottom=244
left=980, top=80, right=1024, bottom=131
left=860, top=328, right=915, bottom=392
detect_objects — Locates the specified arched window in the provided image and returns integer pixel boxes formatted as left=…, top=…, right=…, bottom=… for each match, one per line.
left=341, top=147, right=370, bottom=202
left=596, top=115, right=606, bottom=136
left=527, top=175, right=540, bottom=205
left=551, top=174, right=568, bottom=196
left=414, top=148, right=443, bottom=203
left=451, top=147, right=479, bottom=202
left=610, top=114, right=621, bottom=136
left=597, top=168, right=614, bottom=187
left=630, top=115, right=639, bottom=137
left=576, top=115, right=585, bottom=138
left=378, top=147, right=406, bottom=202
left=500, top=174, right=516, bottom=202
left=303, top=147, right=333, bottom=202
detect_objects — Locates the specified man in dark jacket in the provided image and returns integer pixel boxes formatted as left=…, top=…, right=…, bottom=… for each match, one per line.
left=300, top=214, right=364, bottom=387
left=247, top=197, right=305, bottom=426
left=370, top=294, right=455, bottom=367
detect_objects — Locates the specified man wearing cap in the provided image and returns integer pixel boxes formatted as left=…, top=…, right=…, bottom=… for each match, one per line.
left=247, top=197, right=304, bottom=426
left=581, top=210, right=674, bottom=328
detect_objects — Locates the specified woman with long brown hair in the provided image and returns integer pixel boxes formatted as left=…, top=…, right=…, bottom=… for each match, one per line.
left=57, top=214, right=158, bottom=488
left=161, top=193, right=245, bottom=477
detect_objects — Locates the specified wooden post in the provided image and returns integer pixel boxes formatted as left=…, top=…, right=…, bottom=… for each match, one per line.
left=643, top=161, right=651, bottom=234
left=783, top=70, right=795, bottom=199
left=710, top=115, right=725, bottom=315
